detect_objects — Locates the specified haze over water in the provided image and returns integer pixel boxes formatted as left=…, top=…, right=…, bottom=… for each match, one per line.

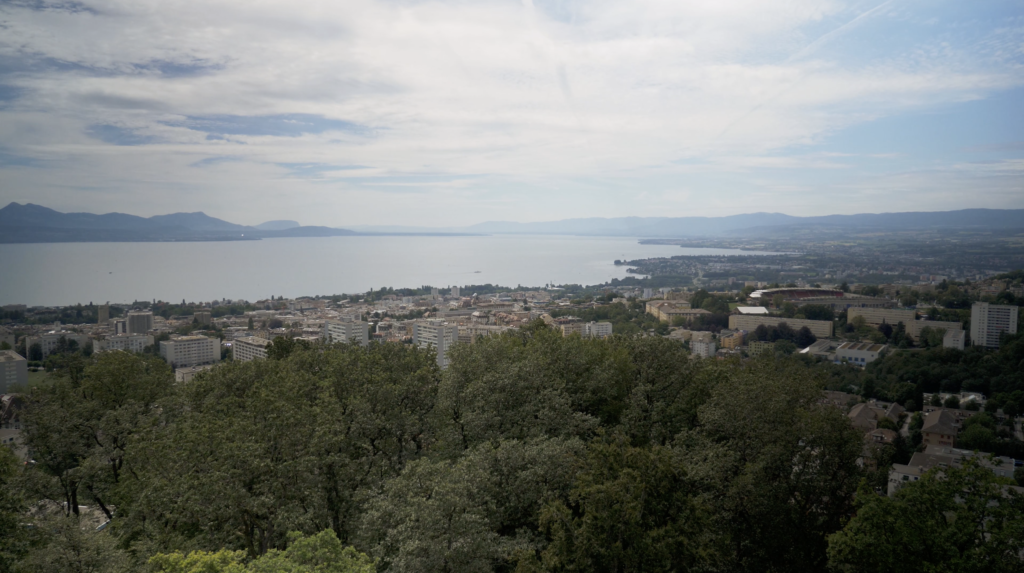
left=0, top=235, right=782, bottom=306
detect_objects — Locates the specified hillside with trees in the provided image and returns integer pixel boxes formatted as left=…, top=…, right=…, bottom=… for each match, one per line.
left=1, top=326, right=1022, bottom=572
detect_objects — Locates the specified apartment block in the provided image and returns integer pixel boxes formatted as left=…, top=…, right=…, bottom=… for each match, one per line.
left=159, top=335, right=220, bottom=368
left=323, top=317, right=370, bottom=346
left=127, top=311, right=154, bottom=334
left=95, top=333, right=153, bottom=354
left=413, top=320, right=457, bottom=368
left=728, top=315, right=833, bottom=339
left=233, top=336, right=272, bottom=362
left=24, top=330, right=90, bottom=359
left=585, top=321, right=613, bottom=339
left=691, top=339, right=716, bottom=358
left=0, top=351, right=27, bottom=394
left=847, top=308, right=916, bottom=327
left=970, top=302, right=1019, bottom=348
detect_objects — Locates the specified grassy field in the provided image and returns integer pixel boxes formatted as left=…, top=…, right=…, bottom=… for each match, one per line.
left=24, top=369, right=54, bottom=389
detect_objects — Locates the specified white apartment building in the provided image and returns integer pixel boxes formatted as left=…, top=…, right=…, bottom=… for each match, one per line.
left=233, top=336, right=272, bottom=362
left=970, top=302, right=1018, bottom=348
left=159, top=335, right=220, bottom=368
left=943, top=329, right=965, bottom=350
left=0, top=351, right=28, bottom=394
left=413, top=320, right=457, bottom=368
left=95, top=333, right=153, bottom=354
left=127, top=311, right=154, bottom=334
left=24, top=330, right=90, bottom=359
left=585, top=321, right=613, bottom=339
left=450, top=286, right=460, bottom=298
left=323, top=317, right=369, bottom=346
left=691, top=339, right=716, bottom=358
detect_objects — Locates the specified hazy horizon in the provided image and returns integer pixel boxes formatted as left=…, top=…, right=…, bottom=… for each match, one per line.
left=1, top=1, right=1022, bottom=227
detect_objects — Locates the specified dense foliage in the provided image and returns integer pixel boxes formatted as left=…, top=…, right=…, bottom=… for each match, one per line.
left=2, top=327, right=1021, bottom=572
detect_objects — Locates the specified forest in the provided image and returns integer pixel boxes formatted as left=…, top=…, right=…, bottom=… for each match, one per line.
left=1, top=324, right=1022, bottom=573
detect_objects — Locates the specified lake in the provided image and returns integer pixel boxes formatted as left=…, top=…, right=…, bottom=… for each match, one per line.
left=0, top=235, right=781, bottom=306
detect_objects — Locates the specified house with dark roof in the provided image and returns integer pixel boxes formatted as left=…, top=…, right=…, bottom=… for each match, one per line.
left=921, top=409, right=959, bottom=447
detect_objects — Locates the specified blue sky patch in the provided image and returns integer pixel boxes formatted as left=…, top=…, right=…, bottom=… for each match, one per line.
left=85, top=125, right=158, bottom=146
left=164, top=114, right=367, bottom=138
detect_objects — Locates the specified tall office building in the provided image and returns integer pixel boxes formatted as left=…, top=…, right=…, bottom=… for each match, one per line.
left=127, top=311, right=154, bottom=334
left=194, top=310, right=212, bottom=325
left=97, top=304, right=110, bottom=324
left=323, top=316, right=369, bottom=346
left=970, top=302, right=1018, bottom=348
left=450, top=286, right=460, bottom=298
left=413, top=320, right=457, bottom=368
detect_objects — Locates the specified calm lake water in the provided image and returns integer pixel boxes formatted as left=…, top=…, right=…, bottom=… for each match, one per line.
left=0, top=235, right=780, bottom=306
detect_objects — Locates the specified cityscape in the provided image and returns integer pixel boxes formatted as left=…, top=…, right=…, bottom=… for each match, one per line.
left=3, top=1, right=1024, bottom=572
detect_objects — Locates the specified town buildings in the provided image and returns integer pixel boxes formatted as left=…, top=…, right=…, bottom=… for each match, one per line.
left=24, top=328, right=90, bottom=359
left=0, top=351, right=27, bottom=394
left=888, top=445, right=1017, bottom=496
left=159, top=335, right=220, bottom=368
left=127, top=310, right=154, bottom=334
left=691, top=337, right=716, bottom=358
left=728, top=315, right=834, bottom=339
left=834, top=342, right=888, bottom=367
left=413, top=320, right=457, bottom=368
left=920, top=409, right=959, bottom=448
left=97, top=303, right=109, bottom=324
left=233, top=336, right=271, bottom=362
left=95, top=333, right=153, bottom=354
left=323, top=316, right=370, bottom=346
left=969, top=302, right=1019, bottom=348
left=174, top=364, right=214, bottom=383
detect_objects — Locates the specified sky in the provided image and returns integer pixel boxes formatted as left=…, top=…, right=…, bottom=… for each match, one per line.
left=0, top=0, right=1022, bottom=227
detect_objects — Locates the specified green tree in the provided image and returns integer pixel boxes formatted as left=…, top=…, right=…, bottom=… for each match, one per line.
left=827, top=460, right=1024, bottom=573
left=532, top=435, right=715, bottom=573
left=149, top=530, right=374, bottom=573
left=679, top=359, right=863, bottom=572
left=0, top=446, right=28, bottom=572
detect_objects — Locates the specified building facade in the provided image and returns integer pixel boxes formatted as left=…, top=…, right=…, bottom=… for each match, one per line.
left=834, top=342, right=887, bottom=367
left=127, top=311, right=154, bottom=334
left=194, top=310, right=212, bottom=325
left=24, top=330, right=90, bottom=359
left=970, top=302, right=1018, bottom=348
left=323, top=317, right=370, bottom=346
left=691, top=339, right=716, bottom=358
left=847, top=308, right=917, bottom=327
left=728, top=315, right=834, bottom=339
left=175, top=365, right=214, bottom=383
left=0, top=351, right=27, bottom=394
left=413, top=320, right=457, bottom=368
left=95, top=333, right=153, bottom=354
left=233, top=336, right=272, bottom=362
left=585, top=321, right=613, bottom=339
left=159, top=335, right=220, bottom=368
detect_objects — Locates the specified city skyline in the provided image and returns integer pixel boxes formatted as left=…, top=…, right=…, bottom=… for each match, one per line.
left=1, top=0, right=1022, bottom=226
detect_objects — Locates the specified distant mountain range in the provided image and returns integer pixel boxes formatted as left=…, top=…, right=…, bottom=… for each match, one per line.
left=353, top=209, right=1024, bottom=237
left=1, top=203, right=1022, bottom=243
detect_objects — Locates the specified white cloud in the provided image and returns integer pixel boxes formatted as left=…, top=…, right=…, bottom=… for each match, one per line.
left=0, top=0, right=1022, bottom=225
